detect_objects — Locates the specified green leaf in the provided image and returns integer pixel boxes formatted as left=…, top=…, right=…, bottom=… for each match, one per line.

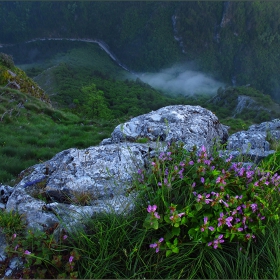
left=188, top=228, right=196, bottom=239
left=212, top=170, right=220, bottom=176
left=230, top=233, right=235, bottom=242
left=164, top=215, right=171, bottom=223
left=195, top=203, right=203, bottom=211
left=152, top=220, right=159, bottom=230
left=34, top=259, right=42, bottom=265
left=172, top=247, right=179, bottom=254
left=181, top=216, right=187, bottom=224
left=188, top=212, right=195, bottom=218
left=166, top=241, right=172, bottom=248
left=166, top=250, right=172, bottom=257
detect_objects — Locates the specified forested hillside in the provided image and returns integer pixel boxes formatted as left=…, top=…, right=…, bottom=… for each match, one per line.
left=1, top=1, right=280, bottom=101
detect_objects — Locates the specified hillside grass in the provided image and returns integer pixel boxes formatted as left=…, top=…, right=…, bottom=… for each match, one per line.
left=0, top=86, right=118, bottom=184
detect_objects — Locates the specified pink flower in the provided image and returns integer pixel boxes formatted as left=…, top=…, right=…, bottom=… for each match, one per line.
left=208, top=226, right=215, bottom=232
left=154, top=212, right=160, bottom=219
left=150, top=238, right=164, bottom=253
left=204, top=216, right=208, bottom=225
left=63, top=235, right=68, bottom=240
left=69, top=256, right=74, bottom=263
left=24, top=250, right=31, bottom=255
left=225, top=216, right=233, bottom=227
left=201, top=145, right=206, bottom=152
left=147, top=205, right=157, bottom=213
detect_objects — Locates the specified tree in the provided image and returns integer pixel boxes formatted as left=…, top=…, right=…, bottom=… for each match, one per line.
left=81, top=84, right=112, bottom=120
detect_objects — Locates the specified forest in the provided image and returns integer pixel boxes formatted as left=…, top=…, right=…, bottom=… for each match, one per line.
left=0, top=2, right=280, bottom=101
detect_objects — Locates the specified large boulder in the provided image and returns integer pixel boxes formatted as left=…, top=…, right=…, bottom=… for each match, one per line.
left=102, top=105, right=229, bottom=151
left=226, top=119, right=280, bottom=161
left=6, top=143, right=150, bottom=232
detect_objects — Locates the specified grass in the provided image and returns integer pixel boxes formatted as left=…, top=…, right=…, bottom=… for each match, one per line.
left=1, top=140, right=280, bottom=279
left=0, top=86, right=118, bottom=185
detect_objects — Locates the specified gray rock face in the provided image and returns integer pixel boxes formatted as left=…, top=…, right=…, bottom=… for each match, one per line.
left=226, top=119, right=280, bottom=161
left=0, top=185, right=14, bottom=205
left=232, top=95, right=275, bottom=118
left=5, top=143, right=149, bottom=232
left=103, top=105, right=228, bottom=151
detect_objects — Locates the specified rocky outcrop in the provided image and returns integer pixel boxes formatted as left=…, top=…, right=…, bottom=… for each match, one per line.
left=1, top=106, right=279, bottom=236
left=233, top=95, right=259, bottom=117
left=2, top=105, right=228, bottom=233
left=226, top=119, right=280, bottom=161
left=5, top=143, right=150, bottom=232
left=1, top=105, right=280, bottom=277
left=101, top=105, right=228, bottom=151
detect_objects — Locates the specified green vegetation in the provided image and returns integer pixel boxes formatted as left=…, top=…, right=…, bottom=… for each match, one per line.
left=1, top=3, right=280, bottom=277
left=1, top=2, right=280, bottom=101
left=1, top=141, right=280, bottom=278
left=0, top=86, right=117, bottom=184
left=1, top=48, right=280, bottom=183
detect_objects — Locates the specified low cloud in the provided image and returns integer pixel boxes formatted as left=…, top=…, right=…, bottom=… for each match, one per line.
left=137, top=64, right=224, bottom=96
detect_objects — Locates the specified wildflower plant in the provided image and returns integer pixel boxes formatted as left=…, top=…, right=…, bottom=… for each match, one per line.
left=7, top=228, right=80, bottom=279
left=137, top=142, right=280, bottom=257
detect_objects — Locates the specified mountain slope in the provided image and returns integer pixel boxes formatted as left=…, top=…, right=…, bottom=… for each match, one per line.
left=1, top=2, right=280, bottom=101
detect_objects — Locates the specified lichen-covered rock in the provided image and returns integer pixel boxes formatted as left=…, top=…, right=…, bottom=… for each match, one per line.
left=6, top=143, right=149, bottom=231
left=103, top=105, right=228, bottom=151
left=226, top=119, right=280, bottom=161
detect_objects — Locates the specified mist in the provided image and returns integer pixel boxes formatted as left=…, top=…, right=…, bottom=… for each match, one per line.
left=137, top=64, right=225, bottom=96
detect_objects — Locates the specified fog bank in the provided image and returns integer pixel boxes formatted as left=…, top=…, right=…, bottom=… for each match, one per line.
left=138, top=64, right=224, bottom=96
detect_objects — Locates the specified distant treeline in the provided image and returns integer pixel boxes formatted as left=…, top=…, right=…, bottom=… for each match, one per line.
left=1, top=2, right=280, bottom=101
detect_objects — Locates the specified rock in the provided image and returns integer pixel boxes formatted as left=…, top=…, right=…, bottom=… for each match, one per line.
left=6, top=143, right=150, bottom=231
left=226, top=119, right=280, bottom=161
left=2, top=257, right=24, bottom=279
left=105, top=105, right=228, bottom=151
left=0, top=229, right=7, bottom=263
left=0, top=185, right=14, bottom=205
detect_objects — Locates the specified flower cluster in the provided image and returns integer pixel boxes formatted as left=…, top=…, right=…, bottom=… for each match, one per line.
left=137, top=142, right=280, bottom=256
left=8, top=230, right=80, bottom=279
left=150, top=237, right=164, bottom=253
